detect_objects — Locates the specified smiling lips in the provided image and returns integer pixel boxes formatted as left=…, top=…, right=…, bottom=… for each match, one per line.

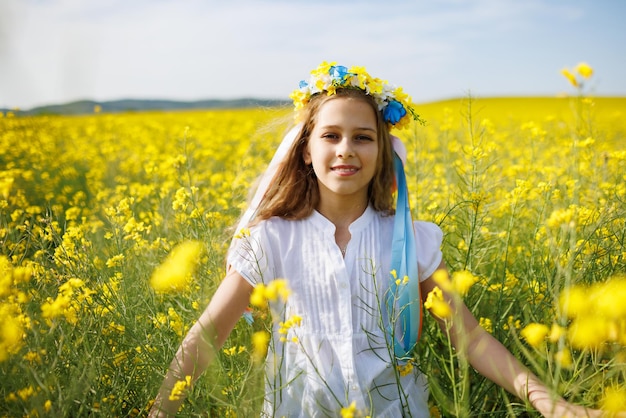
left=331, top=165, right=360, bottom=175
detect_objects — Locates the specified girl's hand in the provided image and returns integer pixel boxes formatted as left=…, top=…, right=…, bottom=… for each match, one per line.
left=533, top=394, right=625, bottom=418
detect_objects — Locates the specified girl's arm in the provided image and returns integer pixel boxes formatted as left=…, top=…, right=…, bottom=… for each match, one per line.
left=421, top=262, right=612, bottom=418
left=149, top=269, right=253, bottom=418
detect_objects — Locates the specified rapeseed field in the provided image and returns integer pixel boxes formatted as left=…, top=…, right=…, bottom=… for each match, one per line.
left=2, top=86, right=626, bottom=415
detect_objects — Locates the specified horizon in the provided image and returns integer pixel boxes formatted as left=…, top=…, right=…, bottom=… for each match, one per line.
left=6, top=93, right=626, bottom=114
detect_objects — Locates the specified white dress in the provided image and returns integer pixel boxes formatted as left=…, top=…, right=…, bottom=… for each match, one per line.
left=228, top=206, right=443, bottom=417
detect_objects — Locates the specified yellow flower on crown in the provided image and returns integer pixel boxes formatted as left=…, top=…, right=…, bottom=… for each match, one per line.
left=350, top=66, right=369, bottom=89
left=367, top=77, right=385, bottom=96
left=290, top=89, right=309, bottom=111
left=311, top=60, right=334, bottom=78
left=393, top=86, right=410, bottom=104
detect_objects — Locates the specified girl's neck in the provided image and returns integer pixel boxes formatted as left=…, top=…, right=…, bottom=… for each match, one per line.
left=316, top=198, right=368, bottom=230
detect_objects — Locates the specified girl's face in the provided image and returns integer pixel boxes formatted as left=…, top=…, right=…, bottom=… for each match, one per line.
left=304, top=97, right=379, bottom=207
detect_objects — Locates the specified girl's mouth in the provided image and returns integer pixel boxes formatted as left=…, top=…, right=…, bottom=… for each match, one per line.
left=331, top=165, right=359, bottom=175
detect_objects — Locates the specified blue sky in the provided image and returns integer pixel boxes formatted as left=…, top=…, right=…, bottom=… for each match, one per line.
left=1, top=0, right=625, bottom=109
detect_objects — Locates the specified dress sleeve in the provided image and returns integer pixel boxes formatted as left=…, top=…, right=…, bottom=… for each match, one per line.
left=414, top=221, right=444, bottom=282
left=226, top=222, right=273, bottom=287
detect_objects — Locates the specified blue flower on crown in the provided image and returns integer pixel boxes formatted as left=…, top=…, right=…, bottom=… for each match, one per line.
left=383, top=100, right=407, bottom=125
left=329, top=65, right=350, bottom=84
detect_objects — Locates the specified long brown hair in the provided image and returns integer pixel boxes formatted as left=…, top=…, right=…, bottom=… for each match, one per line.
left=254, top=88, right=396, bottom=222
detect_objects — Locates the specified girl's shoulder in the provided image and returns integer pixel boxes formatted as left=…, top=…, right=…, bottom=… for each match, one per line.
left=413, top=221, right=444, bottom=279
left=413, top=220, right=443, bottom=238
left=413, top=220, right=444, bottom=251
left=378, top=212, right=443, bottom=238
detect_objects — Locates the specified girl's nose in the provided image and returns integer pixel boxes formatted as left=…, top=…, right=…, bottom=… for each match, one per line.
left=336, top=137, right=354, bottom=159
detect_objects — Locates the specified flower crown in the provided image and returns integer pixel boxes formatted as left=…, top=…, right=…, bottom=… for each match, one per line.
left=289, top=61, right=422, bottom=129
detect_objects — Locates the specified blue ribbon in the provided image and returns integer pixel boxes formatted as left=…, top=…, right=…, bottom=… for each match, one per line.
left=387, top=152, right=422, bottom=358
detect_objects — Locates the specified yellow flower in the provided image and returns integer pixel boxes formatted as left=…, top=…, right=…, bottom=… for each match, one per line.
left=167, top=307, right=187, bottom=337
left=392, top=86, right=410, bottom=104
left=504, top=271, right=519, bottom=290
left=0, top=306, right=24, bottom=361
left=234, top=227, right=250, bottom=239
left=17, top=385, right=36, bottom=401
left=349, top=66, right=369, bottom=90
left=65, top=206, right=81, bottom=222
left=289, top=89, right=308, bottom=110
left=168, top=375, right=192, bottom=401
left=479, top=317, right=493, bottom=334
left=0, top=176, right=13, bottom=199
left=223, top=407, right=237, bottom=418
left=394, top=275, right=409, bottom=286
left=105, top=254, right=125, bottom=268
left=520, top=323, right=549, bottom=348
left=249, top=284, right=267, bottom=308
left=601, top=386, right=626, bottom=415
left=561, top=68, right=578, bottom=87
left=568, top=317, right=607, bottom=349
left=311, top=60, right=335, bottom=78
left=251, top=330, right=270, bottom=362
left=23, top=351, right=42, bottom=364
left=559, top=285, right=588, bottom=319
left=503, top=316, right=521, bottom=331
left=340, top=401, right=357, bottom=418
left=367, top=77, right=384, bottom=95
left=223, top=346, right=238, bottom=356
left=249, top=279, right=291, bottom=308
left=555, top=348, right=572, bottom=368
left=396, top=361, right=414, bottom=377
left=548, top=323, right=566, bottom=343
left=429, top=405, right=442, bottom=418
left=263, top=281, right=280, bottom=301
left=113, top=350, right=129, bottom=367
left=432, top=269, right=453, bottom=292
left=424, top=286, right=452, bottom=319
left=575, top=62, right=594, bottom=79
left=41, top=278, right=92, bottom=325
left=593, top=277, right=626, bottom=319
left=452, top=270, right=478, bottom=296
left=150, top=241, right=203, bottom=293
left=278, top=314, right=302, bottom=342
left=546, top=207, right=575, bottom=229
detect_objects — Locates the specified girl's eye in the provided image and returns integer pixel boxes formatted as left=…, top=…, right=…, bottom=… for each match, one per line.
left=356, top=135, right=374, bottom=142
left=322, top=133, right=339, bottom=140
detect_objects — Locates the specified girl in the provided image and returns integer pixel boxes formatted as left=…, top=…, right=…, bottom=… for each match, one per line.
left=150, top=62, right=615, bottom=417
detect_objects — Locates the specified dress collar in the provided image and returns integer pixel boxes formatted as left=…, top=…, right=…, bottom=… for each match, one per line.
left=310, top=205, right=376, bottom=235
